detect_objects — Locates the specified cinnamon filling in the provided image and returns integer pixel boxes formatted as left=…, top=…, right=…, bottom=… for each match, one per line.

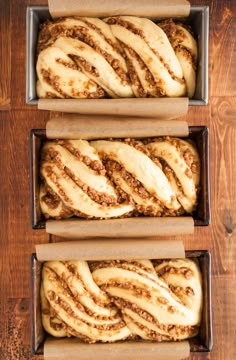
left=114, top=298, right=157, bottom=324
left=42, top=145, right=117, bottom=206
left=48, top=290, right=124, bottom=331
left=89, top=260, right=154, bottom=274
left=123, top=308, right=195, bottom=339
left=65, top=167, right=116, bottom=205
left=42, top=165, right=73, bottom=206
left=38, top=21, right=129, bottom=85
left=101, top=281, right=152, bottom=299
left=41, top=190, right=61, bottom=210
left=104, top=159, right=151, bottom=200
left=38, top=23, right=89, bottom=53
left=54, top=141, right=106, bottom=175
left=156, top=265, right=194, bottom=280
left=123, top=314, right=166, bottom=341
left=158, top=19, right=197, bottom=68
left=75, top=17, right=124, bottom=57
left=40, top=67, right=104, bottom=99
left=70, top=54, right=100, bottom=77
left=47, top=266, right=119, bottom=321
left=169, top=284, right=195, bottom=297
left=121, top=45, right=147, bottom=97
left=106, top=18, right=185, bottom=84
left=41, top=68, right=69, bottom=97
left=92, top=261, right=170, bottom=292
left=55, top=57, right=78, bottom=70
left=123, top=43, right=165, bottom=96
left=103, top=158, right=169, bottom=217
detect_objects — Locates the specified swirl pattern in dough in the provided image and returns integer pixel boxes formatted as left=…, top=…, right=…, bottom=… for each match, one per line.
left=41, top=258, right=202, bottom=343
left=36, top=16, right=197, bottom=99
left=39, top=137, right=200, bottom=219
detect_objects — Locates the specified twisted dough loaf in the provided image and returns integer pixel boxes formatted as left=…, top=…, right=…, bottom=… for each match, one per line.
left=40, top=137, right=200, bottom=219
left=41, top=258, right=202, bottom=343
left=37, top=16, right=197, bottom=99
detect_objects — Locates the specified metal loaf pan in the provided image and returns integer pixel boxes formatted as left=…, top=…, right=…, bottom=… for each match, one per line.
left=29, top=126, right=210, bottom=230
left=26, top=6, right=209, bottom=105
left=31, top=250, right=212, bottom=354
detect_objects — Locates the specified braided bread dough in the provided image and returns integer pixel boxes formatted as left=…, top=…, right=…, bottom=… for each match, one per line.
left=158, top=20, right=198, bottom=98
left=36, top=16, right=197, bottom=99
left=39, top=137, right=200, bottom=219
left=41, top=258, right=202, bottom=342
left=36, top=46, right=104, bottom=99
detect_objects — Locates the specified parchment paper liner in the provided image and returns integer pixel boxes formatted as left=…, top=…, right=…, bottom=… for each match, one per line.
left=48, top=0, right=190, bottom=20
left=35, top=239, right=189, bottom=359
left=46, top=115, right=189, bottom=139
left=44, top=337, right=190, bottom=360
left=36, top=238, right=185, bottom=261
left=39, top=98, right=189, bottom=118
left=45, top=217, right=194, bottom=239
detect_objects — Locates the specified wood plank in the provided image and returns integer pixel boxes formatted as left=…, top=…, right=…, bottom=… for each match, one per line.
left=211, top=277, right=236, bottom=359
left=3, top=110, right=48, bottom=298
left=0, top=0, right=11, bottom=110
left=209, top=97, right=236, bottom=276
left=209, top=1, right=236, bottom=97
left=0, top=113, right=10, bottom=357
left=0, top=298, right=44, bottom=360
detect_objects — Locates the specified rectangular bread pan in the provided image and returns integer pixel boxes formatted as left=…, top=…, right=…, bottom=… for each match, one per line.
left=31, top=249, right=212, bottom=355
left=26, top=5, right=209, bottom=106
left=30, top=126, right=210, bottom=231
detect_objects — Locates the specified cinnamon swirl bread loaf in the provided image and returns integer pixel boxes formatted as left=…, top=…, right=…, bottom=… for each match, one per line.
left=39, top=137, right=200, bottom=220
left=36, top=16, right=197, bottom=99
left=41, top=258, right=202, bottom=342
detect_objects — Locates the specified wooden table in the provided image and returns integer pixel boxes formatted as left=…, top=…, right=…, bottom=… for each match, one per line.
left=0, top=0, right=235, bottom=359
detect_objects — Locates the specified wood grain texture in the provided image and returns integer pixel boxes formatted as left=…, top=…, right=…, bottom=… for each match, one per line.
left=0, top=0, right=235, bottom=359
left=0, top=0, right=11, bottom=110
left=209, top=1, right=236, bottom=97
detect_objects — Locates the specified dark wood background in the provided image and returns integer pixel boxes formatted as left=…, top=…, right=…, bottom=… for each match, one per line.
left=0, top=0, right=236, bottom=359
